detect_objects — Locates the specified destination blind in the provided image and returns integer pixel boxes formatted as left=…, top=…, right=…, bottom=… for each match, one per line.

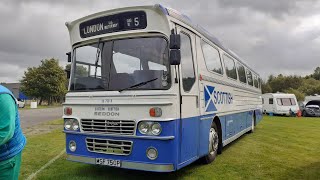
left=79, top=11, right=147, bottom=38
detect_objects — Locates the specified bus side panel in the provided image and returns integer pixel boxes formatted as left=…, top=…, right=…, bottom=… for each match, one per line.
left=238, top=112, right=247, bottom=131
left=198, top=117, right=213, bottom=157
left=225, top=114, right=235, bottom=139
left=178, top=116, right=200, bottom=165
left=233, top=112, right=246, bottom=135
left=219, top=116, right=227, bottom=141
left=256, top=108, right=263, bottom=124
left=247, top=110, right=254, bottom=128
left=222, top=111, right=255, bottom=146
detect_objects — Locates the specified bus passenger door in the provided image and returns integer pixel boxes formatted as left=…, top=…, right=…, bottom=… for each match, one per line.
left=176, top=26, right=201, bottom=165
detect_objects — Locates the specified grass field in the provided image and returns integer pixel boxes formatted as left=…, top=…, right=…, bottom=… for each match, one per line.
left=20, top=116, right=320, bottom=180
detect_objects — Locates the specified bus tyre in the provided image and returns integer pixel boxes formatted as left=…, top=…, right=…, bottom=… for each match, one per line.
left=202, top=122, right=219, bottom=164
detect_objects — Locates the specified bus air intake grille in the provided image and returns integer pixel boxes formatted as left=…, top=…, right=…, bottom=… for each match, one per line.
left=81, top=119, right=135, bottom=135
left=86, top=138, right=133, bottom=156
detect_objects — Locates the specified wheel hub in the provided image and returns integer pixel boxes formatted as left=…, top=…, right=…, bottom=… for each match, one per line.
left=209, top=128, right=219, bottom=155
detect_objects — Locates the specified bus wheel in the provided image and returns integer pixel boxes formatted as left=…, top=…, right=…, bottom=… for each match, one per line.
left=202, top=122, right=219, bottom=164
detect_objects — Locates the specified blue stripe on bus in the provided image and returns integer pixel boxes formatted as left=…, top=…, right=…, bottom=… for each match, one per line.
left=66, top=109, right=262, bottom=171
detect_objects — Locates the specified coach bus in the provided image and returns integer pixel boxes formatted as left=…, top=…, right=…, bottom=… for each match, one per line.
left=63, top=4, right=263, bottom=172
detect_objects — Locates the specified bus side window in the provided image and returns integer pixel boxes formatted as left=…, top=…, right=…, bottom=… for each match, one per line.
left=201, top=40, right=223, bottom=74
left=246, top=69, right=253, bottom=86
left=258, top=78, right=262, bottom=89
left=269, top=98, right=273, bottom=104
left=237, top=63, right=247, bottom=83
left=253, top=75, right=259, bottom=88
left=223, top=55, right=237, bottom=80
left=180, top=33, right=195, bottom=92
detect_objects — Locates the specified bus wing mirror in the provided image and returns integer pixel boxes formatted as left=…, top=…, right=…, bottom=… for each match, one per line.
left=170, top=34, right=181, bottom=49
left=66, top=70, right=71, bottom=79
left=66, top=52, right=71, bottom=62
left=169, top=49, right=181, bottom=65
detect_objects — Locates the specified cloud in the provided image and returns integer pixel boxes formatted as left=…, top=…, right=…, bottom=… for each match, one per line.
left=0, top=0, right=319, bottom=83
left=216, top=0, right=319, bottom=18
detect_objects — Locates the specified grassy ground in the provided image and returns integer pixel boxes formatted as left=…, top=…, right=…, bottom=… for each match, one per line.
left=20, top=119, right=64, bottom=179
left=20, top=116, right=320, bottom=180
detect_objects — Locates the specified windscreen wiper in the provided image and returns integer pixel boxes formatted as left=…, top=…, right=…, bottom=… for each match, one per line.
left=118, top=78, right=158, bottom=92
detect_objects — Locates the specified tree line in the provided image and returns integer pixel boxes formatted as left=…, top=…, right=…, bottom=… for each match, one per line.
left=262, top=67, right=320, bottom=101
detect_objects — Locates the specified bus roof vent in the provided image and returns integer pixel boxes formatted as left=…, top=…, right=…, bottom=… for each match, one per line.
left=154, top=4, right=169, bottom=15
left=166, top=7, right=195, bottom=27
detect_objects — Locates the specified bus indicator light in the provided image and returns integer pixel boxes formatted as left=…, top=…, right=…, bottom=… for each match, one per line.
left=199, top=74, right=203, bottom=81
left=64, top=107, right=72, bottom=116
left=149, top=107, right=162, bottom=117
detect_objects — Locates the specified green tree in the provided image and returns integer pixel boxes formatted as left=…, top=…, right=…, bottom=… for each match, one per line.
left=261, top=80, right=272, bottom=94
left=268, top=75, right=303, bottom=93
left=65, top=64, right=88, bottom=77
left=20, top=58, right=67, bottom=105
left=311, top=67, right=320, bottom=80
left=298, top=78, right=320, bottom=96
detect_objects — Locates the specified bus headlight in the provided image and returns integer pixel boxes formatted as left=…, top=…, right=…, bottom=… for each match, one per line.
left=138, top=122, right=149, bottom=134
left=64, top=119, right=79, bottom=131
left=151, top=123, right=162, bottom=135
left=64, top=119, right=72, bottom=130
left=72, top=119, right=80, bottom=131
left=138, top=122, right=162, bottom=136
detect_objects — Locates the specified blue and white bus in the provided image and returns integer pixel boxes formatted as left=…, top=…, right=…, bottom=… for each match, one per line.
left=63, top=4, right=263, bottom=172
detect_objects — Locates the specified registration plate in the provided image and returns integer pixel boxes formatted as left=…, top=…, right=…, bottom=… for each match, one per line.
left=96, top=158, right=121, bottom=167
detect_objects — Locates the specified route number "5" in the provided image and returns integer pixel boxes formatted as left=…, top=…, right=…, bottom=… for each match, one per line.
left=134, top=17, right=139, bottom=26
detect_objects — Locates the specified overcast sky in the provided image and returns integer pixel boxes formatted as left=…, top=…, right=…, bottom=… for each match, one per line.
left=0, top=0, right=319, bottom=82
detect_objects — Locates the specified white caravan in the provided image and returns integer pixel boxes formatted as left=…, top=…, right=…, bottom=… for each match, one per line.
left=262, top=93, right=299, bottom=115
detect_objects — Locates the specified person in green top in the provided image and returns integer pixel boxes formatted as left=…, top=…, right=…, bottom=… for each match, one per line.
left=0, top=86, right=26, bottom=180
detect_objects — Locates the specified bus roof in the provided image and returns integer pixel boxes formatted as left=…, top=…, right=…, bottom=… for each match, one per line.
left=66, top=4, right=260, bottom=76
left=157, top=4, right=260, bottom=76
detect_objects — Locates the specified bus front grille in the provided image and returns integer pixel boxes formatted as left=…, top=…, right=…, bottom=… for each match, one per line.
left=81, top=119, right=135, bottom=135
left=86, top=138, right=133, bottom=156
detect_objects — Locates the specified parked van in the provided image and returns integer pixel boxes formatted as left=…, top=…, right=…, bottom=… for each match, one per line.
left=262, top=93, right=299, bottom=115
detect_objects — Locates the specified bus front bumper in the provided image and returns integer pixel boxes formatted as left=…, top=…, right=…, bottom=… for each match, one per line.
left=66, top=154, right=174, bottom=172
